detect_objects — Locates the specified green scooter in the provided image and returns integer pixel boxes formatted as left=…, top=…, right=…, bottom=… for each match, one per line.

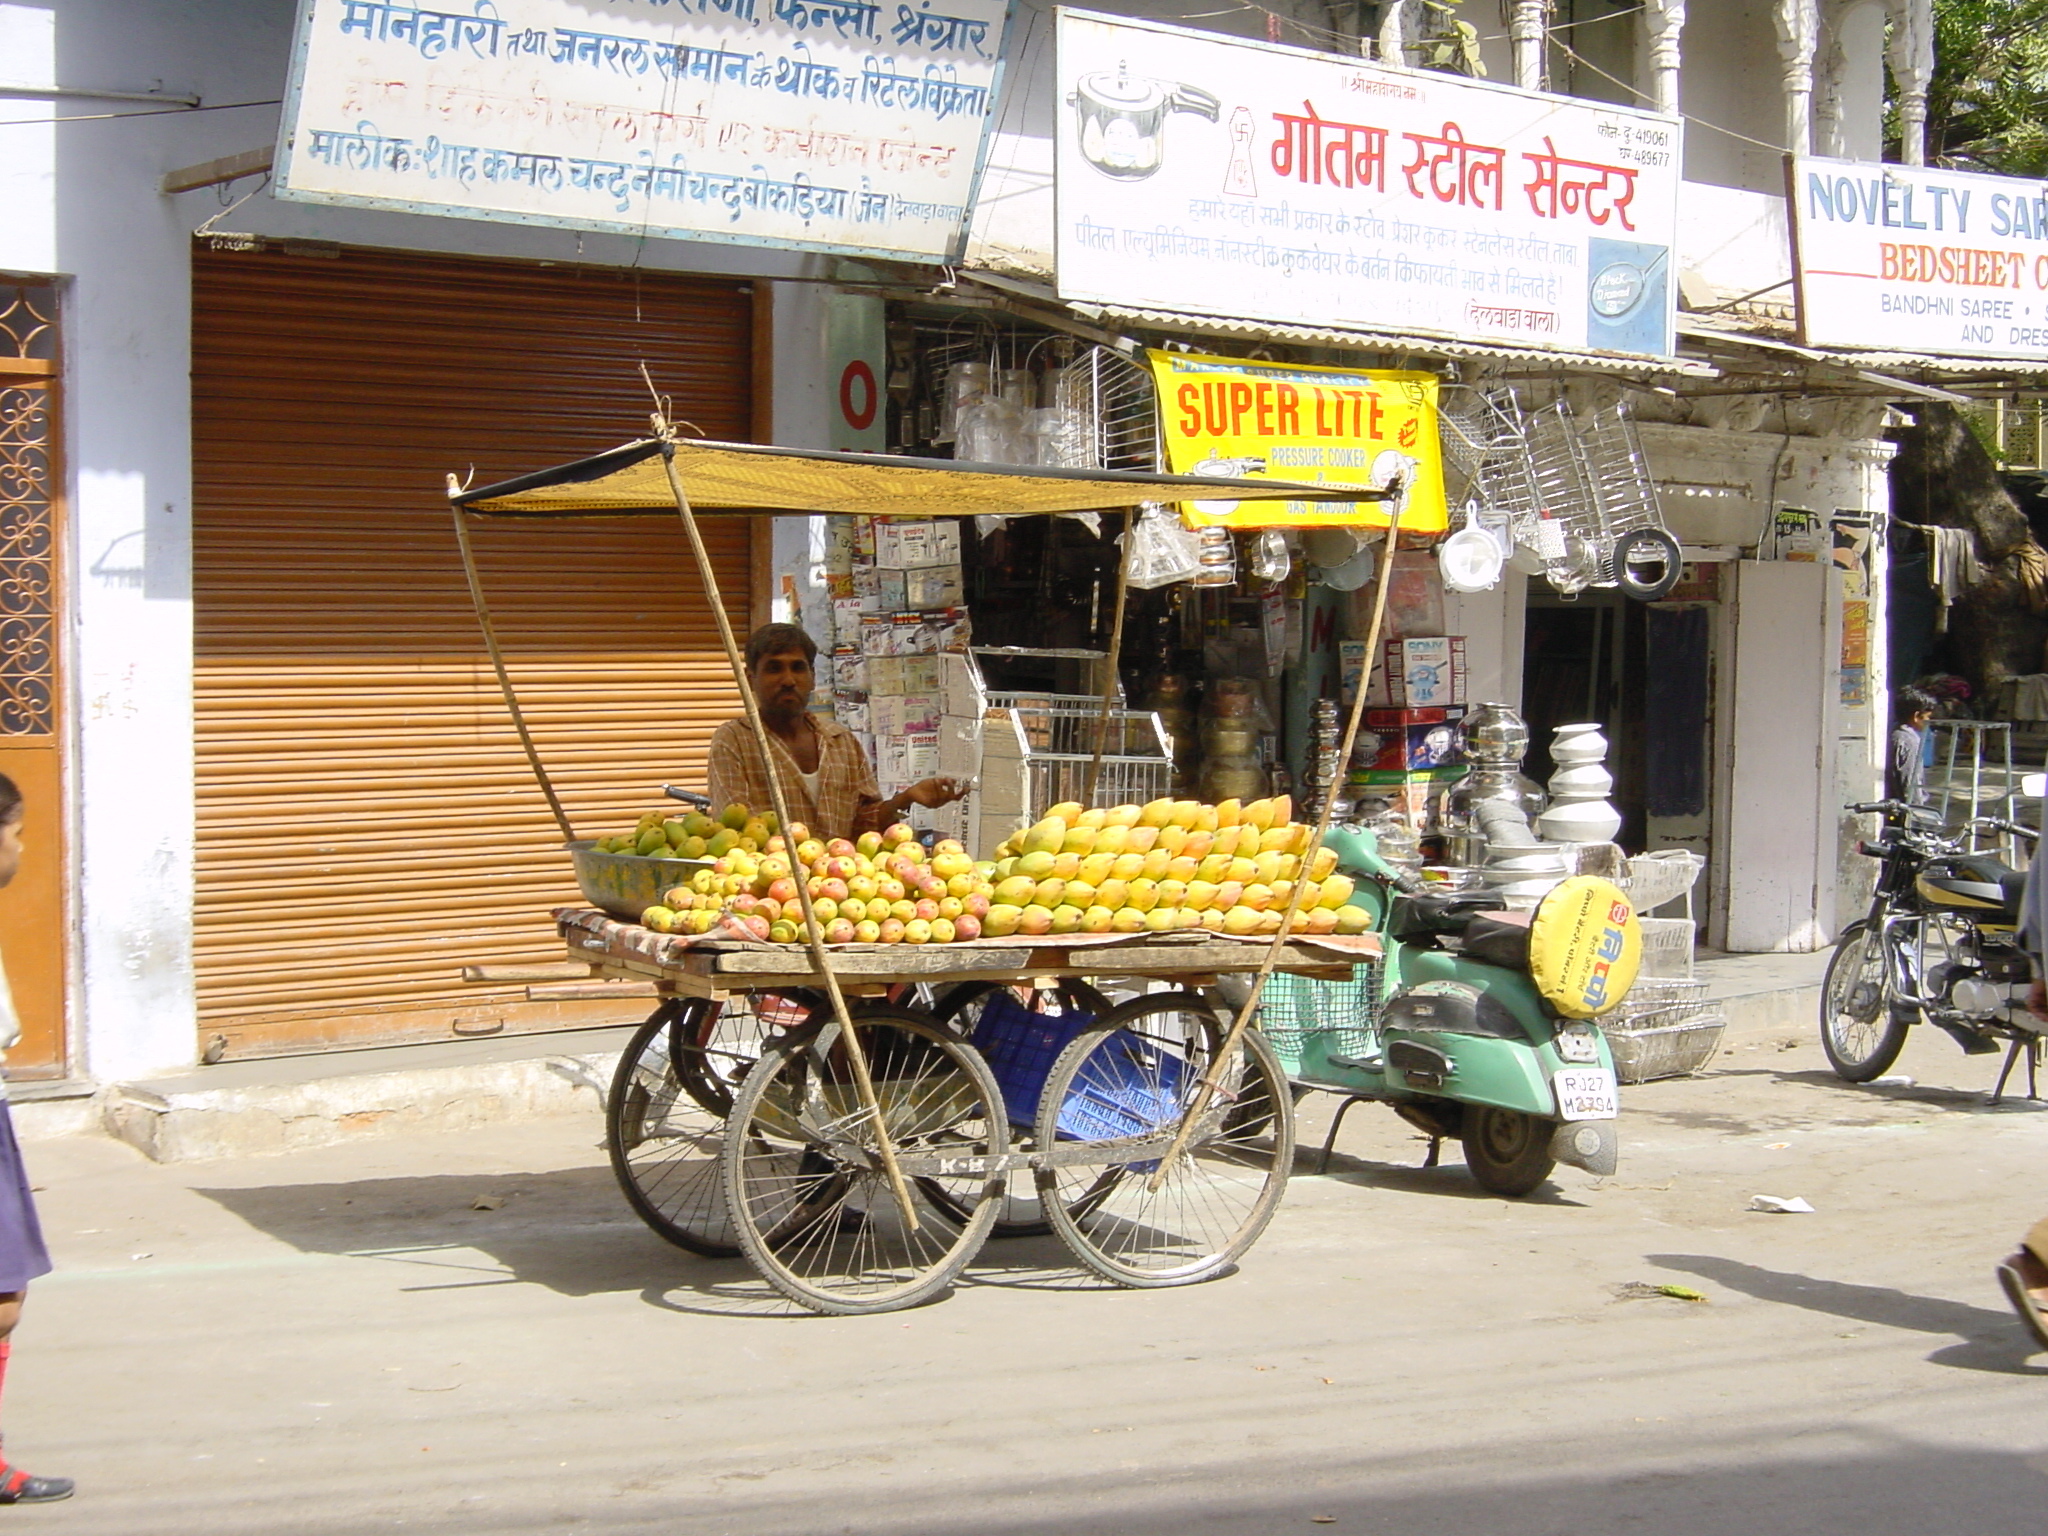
left=1236, top=824, right=1621, bottom=1196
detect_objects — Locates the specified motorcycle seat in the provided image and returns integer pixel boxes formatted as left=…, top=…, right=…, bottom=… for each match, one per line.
left=1459, top=909, right=1534, bottom=971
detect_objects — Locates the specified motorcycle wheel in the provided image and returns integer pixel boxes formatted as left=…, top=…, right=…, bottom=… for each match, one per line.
left=1461, top=1106, right=1556, bottom=1197
left=1820, top=922, right=1910, bottom=1082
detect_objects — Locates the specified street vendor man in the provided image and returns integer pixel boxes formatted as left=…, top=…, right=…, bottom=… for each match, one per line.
left=706, top=622, right=967, bottom=842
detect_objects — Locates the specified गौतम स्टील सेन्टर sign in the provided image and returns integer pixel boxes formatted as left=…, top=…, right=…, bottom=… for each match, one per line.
left=1145, top=350, right=1447, bottom=533
left=1055, top=8, right=1681, bottom=359
left=274, top=0, right=1011, bottom=261
left=1790, top=153, right=2048, bottom=360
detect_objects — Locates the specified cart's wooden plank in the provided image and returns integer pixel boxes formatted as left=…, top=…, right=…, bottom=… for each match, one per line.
left=705, top=946, right=1034, bottom=977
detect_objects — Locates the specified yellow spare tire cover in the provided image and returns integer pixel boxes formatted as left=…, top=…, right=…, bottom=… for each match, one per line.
left=1526, top=877, right=1641, bottom=1018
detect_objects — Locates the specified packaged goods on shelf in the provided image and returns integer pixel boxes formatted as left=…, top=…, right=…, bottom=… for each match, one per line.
left=1343, top=636, right=1469, bottom=706
left=873, top=518, right=962, bottom=569
left=1354, top=705, right=1469, bottom=773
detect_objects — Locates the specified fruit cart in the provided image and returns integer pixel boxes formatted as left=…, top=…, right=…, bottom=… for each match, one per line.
left=445, top=424, right=1402, bottom=1314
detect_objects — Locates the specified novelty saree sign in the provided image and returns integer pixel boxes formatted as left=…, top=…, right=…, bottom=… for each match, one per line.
left=1790, top=154, right=2048, bottom=359
left=1146, top=350, right=1447, bottom=532
left=1056, top=10, right=1681, bottom=358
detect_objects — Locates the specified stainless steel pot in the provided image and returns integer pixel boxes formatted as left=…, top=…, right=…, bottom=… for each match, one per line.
left=1069, top=63, right=1220, bottom=180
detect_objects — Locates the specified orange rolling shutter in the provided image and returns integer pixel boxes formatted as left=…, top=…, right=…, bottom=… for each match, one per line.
left=191, top=244, right=757, bottom=1058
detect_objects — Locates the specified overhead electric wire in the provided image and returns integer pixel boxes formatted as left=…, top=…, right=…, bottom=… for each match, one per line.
left=0, top=96, right=281, bottom=126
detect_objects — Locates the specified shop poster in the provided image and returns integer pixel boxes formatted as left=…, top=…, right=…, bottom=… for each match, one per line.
left=1146, top=350, right=1447, bottom=532
left=275, top=0, right=1009, bottom=261
left=1057, top=9, right=1681, bottom=358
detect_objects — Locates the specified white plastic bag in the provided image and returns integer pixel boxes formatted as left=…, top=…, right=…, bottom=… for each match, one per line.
left=1121, top=502, right=1206, bottom=589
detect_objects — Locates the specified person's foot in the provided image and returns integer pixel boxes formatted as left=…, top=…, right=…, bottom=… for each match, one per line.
left=0, top=1468, right=72, bottom=1503
left=1996, top=1248, right=2048, bottom=1351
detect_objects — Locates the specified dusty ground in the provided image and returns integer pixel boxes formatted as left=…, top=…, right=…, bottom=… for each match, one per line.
left=11, top=1018, right=2048, bottom=1534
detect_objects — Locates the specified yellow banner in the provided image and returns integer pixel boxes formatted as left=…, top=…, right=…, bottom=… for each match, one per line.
left=1146, top=350, right=1447, bottom=534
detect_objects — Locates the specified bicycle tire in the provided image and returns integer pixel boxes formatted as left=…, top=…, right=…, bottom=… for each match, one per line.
left=722, top=1006, right=1007, bottom=1315
left=1820, top=921, right=1911, bottom=1081
left=922, top=979, right=1114, bottom=1237
left=606, top=1000, right=741, bottom=1257
left=1035, top=992, right=1293, bottom=1289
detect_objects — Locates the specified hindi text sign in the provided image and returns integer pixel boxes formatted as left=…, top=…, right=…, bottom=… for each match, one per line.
left=276, top=0, right=1009, bottom=261
left=1056, top=9, right=1680, bottom=359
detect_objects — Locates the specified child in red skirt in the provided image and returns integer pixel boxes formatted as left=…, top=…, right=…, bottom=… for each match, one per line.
left=0, top=776, right=68, bottom=1502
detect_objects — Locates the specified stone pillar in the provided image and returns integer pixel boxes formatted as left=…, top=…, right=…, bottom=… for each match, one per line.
left=1813, top=1, right=1848, bottom=156
left=1887, top=0, right=1934, bottom=165
left=1378, top=0, right=1412, bottom=68
left=1510, top=0, right=1547, bottom=91
left=1644, top=0, right=1686, bottom=115
left=1775, top=0, right=1820, bottom=154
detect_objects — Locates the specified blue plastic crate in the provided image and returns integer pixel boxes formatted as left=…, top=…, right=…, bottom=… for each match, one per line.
left=1054, top=1033, right=1187, bottom=1144
left=968, top=990, right=1098, bottom=1127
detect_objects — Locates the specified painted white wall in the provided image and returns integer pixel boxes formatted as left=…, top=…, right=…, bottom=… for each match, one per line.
left=18, top=0, right=823, bottom=1081
left=768, top=276, right=837, bottom=655
left=1677, top=0, right=1786, bottom=193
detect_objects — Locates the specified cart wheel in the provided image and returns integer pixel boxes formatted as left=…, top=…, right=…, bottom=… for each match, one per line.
left=1035, top=993, right=1293, bottom=1289
left=923, top=979, right=1112, bottom=1237
left=606, top=992, right=821, bottom=1258
left=722, top=1006, right=1009, bottom=1315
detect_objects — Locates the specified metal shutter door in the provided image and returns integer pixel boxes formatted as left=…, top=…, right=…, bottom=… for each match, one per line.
left=191, top=245, right=756, bottom=1058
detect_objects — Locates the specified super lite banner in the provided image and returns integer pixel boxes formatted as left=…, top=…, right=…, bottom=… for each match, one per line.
left=1146, top=351, right=1446, bottom=532
left=1790, top=154, right=2048, bottom=359
left=1057, top=9, right=1680, bottom=358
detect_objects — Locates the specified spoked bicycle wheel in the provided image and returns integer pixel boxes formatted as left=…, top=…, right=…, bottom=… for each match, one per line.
left=722, top=1006, right=1009, bottom=1314
left=1035, top=992, right=1293, bottom=1288
left=1820, top=921, right=1911, bottom=1081
left=922, top=979, right=1112, bottom=1236
left=607, top=991, right=821, bottom=1256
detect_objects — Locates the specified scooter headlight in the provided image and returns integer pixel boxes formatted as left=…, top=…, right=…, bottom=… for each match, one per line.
left=1556, top=1024, right=1601, bottom=1064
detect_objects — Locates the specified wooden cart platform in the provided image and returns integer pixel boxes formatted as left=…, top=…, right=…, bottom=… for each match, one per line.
left=555, top=907, right=1378, bottom=997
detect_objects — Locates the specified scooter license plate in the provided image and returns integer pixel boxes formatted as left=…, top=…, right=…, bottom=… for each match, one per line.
left=1554, top=1068, right=1618, bottom=1121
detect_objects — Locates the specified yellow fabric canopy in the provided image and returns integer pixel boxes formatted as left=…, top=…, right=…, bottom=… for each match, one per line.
left=449, top=437, right=1372, bottom=518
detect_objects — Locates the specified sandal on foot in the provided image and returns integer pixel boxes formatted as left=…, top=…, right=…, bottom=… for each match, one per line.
left=0, top=1471, right=72, bottom=1504
left=1997, top=1252, right=2048, bottom=1352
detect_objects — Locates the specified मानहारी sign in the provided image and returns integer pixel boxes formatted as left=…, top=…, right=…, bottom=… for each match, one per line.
left=1790, top=154, right=2048, bottom=359
left=274, top=0, right=1010, bottom=261
left=1055, top=9, right=1679, bottom=359
left=1146, top=350, right=1447, bottom=533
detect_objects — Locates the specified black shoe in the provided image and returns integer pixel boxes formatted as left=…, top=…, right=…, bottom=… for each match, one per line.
left=0, top=1472, right=73, bottom=1504
left=1935, top=1020, right=2002, bottom=1055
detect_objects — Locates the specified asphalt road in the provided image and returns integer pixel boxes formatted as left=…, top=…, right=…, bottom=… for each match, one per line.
left=12, top=1017, right=2048, bottom=1535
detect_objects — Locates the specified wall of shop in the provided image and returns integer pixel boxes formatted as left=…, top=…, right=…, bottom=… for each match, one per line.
left=1640, top=420, right=1891, bottom=951
left=6, top=0, right=816, bottom=1081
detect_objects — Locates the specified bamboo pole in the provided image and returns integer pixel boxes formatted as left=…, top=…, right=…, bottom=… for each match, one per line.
left=1080, top=507, right=1135, bottom=808
left=1147, top=498, right=1405, bottom=1190
left=448, top=504, right=577, bottom=844
left=651, top=431, right=920, bottom=1233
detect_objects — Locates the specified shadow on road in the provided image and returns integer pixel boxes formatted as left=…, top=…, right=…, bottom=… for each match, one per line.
left=1649, top=1252, right=2048, bottom=1376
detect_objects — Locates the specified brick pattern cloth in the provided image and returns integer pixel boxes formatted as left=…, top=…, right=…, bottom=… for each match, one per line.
left=705, top=716, right=885, bottom=843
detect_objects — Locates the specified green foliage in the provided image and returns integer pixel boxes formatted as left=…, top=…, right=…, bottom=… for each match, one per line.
left=1416, top=1, right=1485, bottom=78
left=1891, top=0, right=2048, bottom=173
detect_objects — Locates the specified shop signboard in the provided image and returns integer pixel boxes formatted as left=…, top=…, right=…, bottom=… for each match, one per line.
left=274, top=0, right=1010, bottom=261
left=1789, top=154, right=2048, bottom=360
left=1056, top=9, right=1680, bottom=358
left=1146, top=350, right=1447, bottom=532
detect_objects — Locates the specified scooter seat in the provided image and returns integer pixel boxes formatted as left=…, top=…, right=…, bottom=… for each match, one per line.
left=1460, top=910, right=1533, bottom=971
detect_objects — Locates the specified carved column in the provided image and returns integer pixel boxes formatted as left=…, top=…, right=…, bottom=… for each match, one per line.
left=1812, top=1, right=1848, bottom=156
left=1644, top=0, right=1686, bottom=115
left=1378, top=0, right=1412, bottom=68
left=1775, top=0, right=1820, bottom=153
left=1510, top=1, right=1547, bottom=91
left=1887, top=0, right=1934, bottom=165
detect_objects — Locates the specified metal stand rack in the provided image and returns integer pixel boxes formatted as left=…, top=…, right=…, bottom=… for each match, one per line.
left=1929, top=719, right=2019, bottom=856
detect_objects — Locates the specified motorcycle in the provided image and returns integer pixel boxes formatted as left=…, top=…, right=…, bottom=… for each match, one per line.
left=1235, top=824, right=1624, bottom=1197
left=1821, top=797, right=2044, bottom=1095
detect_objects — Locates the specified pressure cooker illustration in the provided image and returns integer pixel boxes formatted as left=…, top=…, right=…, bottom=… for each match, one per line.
left=1069, top=62, right=1221, bottom=180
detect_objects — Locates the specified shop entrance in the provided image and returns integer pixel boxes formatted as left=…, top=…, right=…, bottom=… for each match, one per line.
left=1521, top=565, right=1721, bottom=873
left=190, top=245, right=758, bottom=1060
left=0, top=283, right=67, bottom=1081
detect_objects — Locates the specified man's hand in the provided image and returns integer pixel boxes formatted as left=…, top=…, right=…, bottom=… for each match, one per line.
left=902, top=776, right=968, bottom=810
left=2028, top=977, right=2048, bottom=1023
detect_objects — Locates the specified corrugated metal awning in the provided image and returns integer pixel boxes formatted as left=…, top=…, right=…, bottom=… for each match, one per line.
left=450, top=437, right=1366, bottom=517
left=1058, top=300, right=1718, bottom=378
left=1676, top=314, right=2048, bottom=391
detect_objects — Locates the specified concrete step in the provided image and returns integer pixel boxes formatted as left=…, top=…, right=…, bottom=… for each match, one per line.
left=1695, top=948, right=1832, bottom=1042
left=94, top=1025, right=641, bottom=1163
